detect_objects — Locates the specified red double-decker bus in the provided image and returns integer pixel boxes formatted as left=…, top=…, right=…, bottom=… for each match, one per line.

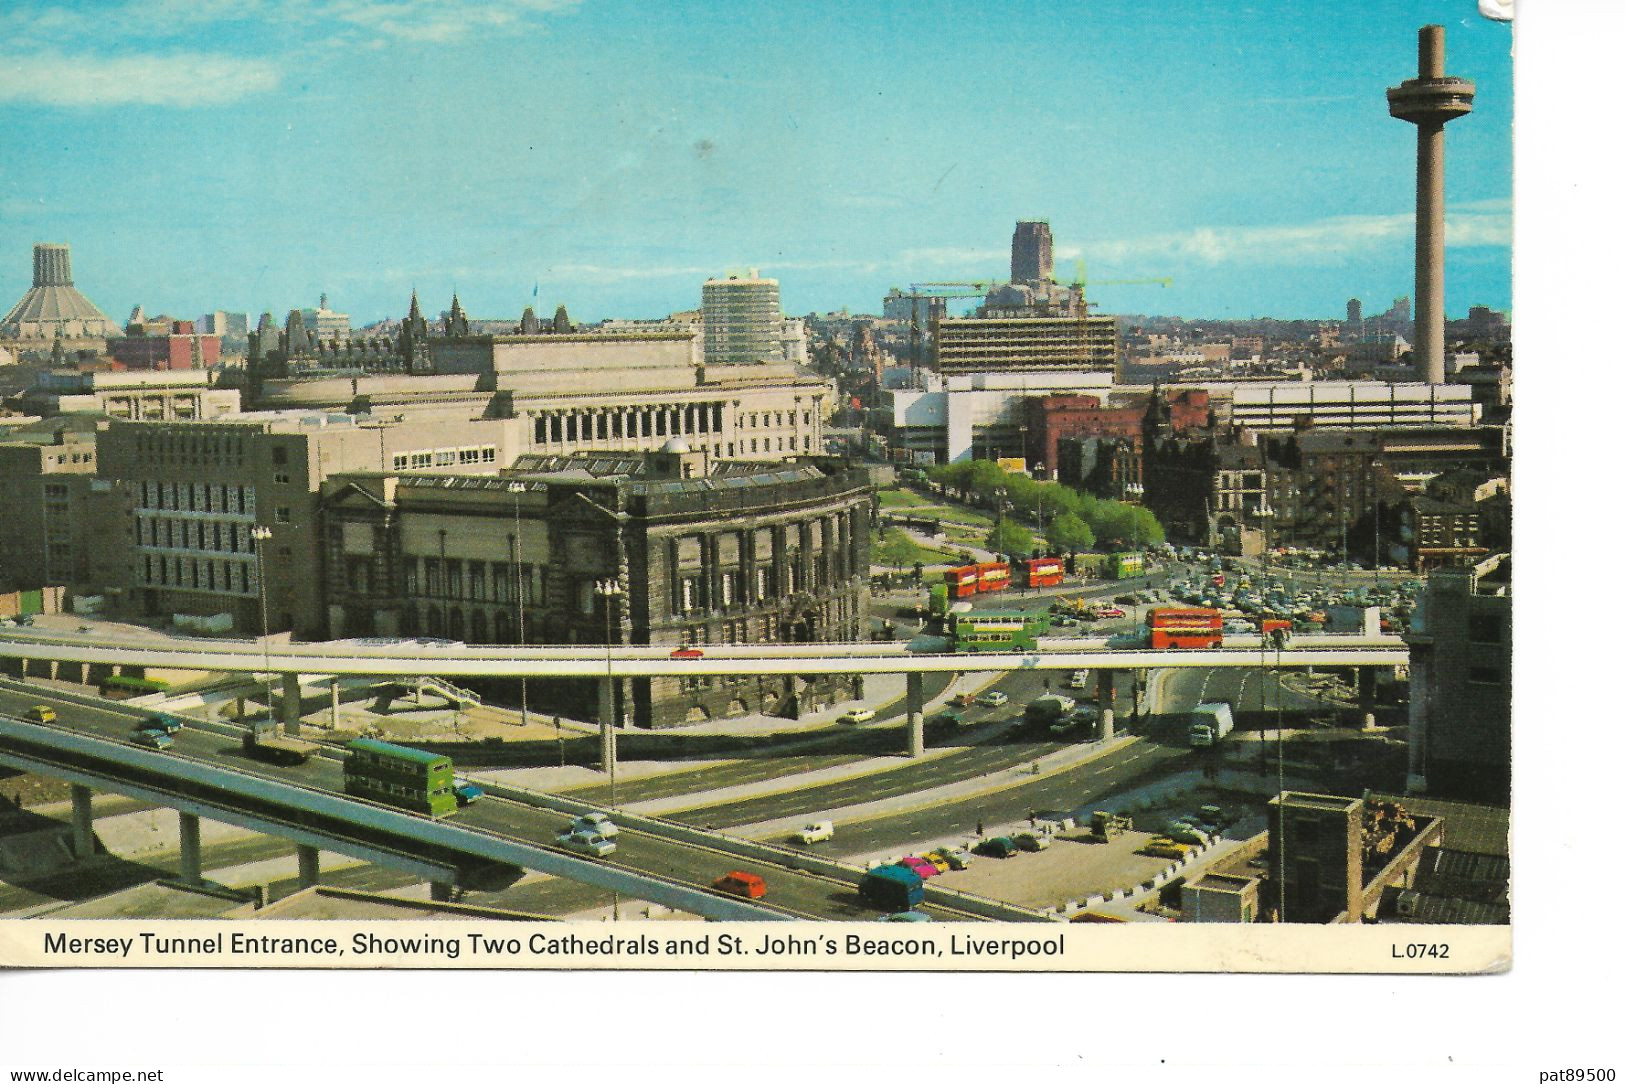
left=1147, top=606, right=1223, bottom=649
left=944, top=565, right=980, bottom=599
left=1018, top=557, right=1065, bottom=589
left=976, top=561, right=1011, bottom=593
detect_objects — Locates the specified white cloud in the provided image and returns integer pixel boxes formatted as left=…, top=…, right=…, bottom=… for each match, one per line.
left=0, top=51, right=281, bottom=107
left=1083, top=206, right=1511, bottom=268
left=0, top=0, right=582, bottom=107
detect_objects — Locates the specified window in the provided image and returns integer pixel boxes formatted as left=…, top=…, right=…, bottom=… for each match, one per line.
left=274, top=472, right=291, bottom=484
left=482, top=447, right=496, bottom=463
left=274, top=507, right=291, bottom=524
left=1468, top=666, right=1503, bottom=686
left=271, top=446, right=288, bottom=466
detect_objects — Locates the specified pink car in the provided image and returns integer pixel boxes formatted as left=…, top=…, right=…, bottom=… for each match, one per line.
left=898, top=856, right=940, bottom=879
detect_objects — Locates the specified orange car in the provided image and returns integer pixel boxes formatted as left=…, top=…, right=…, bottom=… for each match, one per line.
left=712, top=871, right=767, bottom=899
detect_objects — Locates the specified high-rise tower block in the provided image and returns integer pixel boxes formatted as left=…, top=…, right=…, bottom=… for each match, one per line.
left=1387, top=25, right=1474, bottom=386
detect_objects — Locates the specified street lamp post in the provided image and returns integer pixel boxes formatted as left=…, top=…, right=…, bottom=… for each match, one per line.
left=594, top=577, right=623, bottom=807
left=251, top=525, right=274, bottom=734
left=508, top=483, right=529, bottom=730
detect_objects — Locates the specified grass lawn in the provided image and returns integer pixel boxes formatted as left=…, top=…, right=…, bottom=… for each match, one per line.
left=876, top=488, right=933, bottom=509
left=871, top=527, right=966, bottom=569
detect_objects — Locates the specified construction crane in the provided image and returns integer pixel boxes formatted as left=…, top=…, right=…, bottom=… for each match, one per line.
left=899, top=281, right=1004, bottom=380
left=1059, top=259, right=1173, bottom=312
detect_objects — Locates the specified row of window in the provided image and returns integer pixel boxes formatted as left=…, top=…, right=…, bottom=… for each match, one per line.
left=389, top=446, right=497, bottom=471
left=138, top=480, right=254, bottom=516
left=142, top=554, right=257, bottom=596
left=135, top=516, right=259, bottom=554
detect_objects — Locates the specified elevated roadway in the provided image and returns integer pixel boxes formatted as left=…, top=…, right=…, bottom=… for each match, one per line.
left=0, top=686, right=1005, bottom=921
left=0, top=628, right=1407, bottom=678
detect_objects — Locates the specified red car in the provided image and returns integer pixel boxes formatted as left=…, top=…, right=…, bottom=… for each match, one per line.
left=670, top=647, right=704, bottom=659
left=712, top=871, right=767, bottom=898
left=1094, top=607, right=1125, bottom=619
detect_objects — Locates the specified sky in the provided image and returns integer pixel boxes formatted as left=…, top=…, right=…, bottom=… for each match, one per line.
left=0, top=0, right=1512, bottom=326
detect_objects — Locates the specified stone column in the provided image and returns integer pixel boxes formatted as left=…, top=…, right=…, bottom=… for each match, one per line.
left=278, top=672, right=302, bottom=736
left=296, top=845, right=320, bottom=889
left=906, top=671, right=925, bottom=758
left=70, top=784, right=95, bottom=860
left=177, top=812, right=203, bottom=885
left=1096, top=669, right=1115, bottom=740
left=1357, top=666, right=1378, bottom=730
left=330, top=678, right=341, bottom=728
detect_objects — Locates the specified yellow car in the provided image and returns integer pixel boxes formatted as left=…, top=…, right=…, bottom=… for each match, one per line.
left=1141, top=836, right=1193, bottom=860
left=917, top=851, right=953, bottom=873
left=24, top=705, right=56, bottom=724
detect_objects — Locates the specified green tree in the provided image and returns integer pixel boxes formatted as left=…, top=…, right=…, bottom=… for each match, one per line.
left=1046, top=512, right=1095, bottom=555
left=873, top=528, right=918, bottom=570
left=985, top=520, right=1033, bottom=559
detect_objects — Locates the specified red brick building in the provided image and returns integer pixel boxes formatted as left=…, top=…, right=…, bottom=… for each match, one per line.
left=109, top=319, right=221, bottom=370
left=1024, top=388, right=1209, bottom=472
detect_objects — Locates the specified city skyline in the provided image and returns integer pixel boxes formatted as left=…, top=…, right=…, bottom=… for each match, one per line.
left=0, top=1, right=1511, bottom=325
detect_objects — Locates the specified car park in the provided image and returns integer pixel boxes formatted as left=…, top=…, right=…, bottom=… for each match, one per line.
left=839, top=707, right=876, bottom=724
left=975, top=690, right=1009, bottom=708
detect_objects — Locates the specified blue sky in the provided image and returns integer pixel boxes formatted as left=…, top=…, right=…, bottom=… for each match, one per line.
left=0, top=0, right=1512, bottom=326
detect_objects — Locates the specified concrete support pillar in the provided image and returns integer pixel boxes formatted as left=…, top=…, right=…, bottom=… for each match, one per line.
left=1096, top=670, right=1115, bottom=740
left=598, top=676, right=617, bottom=777
left=296, top=845, right=320, bottom=889
left=330, top=678, right=341, bottom=728
left=430, top=881, right=455, bottom=902
left=49, top=660, right=59, bottom=681
left=1357, top=667, right=1378, bottom=730
left=906, top=672, right=925, bottom=758
left=278, top=672, right=302, bottom=736
left=177, top=812, right=202, bottom=885
left=70, top=784, right=95, bottom=860
left=79, top=662, right=90, bottom=685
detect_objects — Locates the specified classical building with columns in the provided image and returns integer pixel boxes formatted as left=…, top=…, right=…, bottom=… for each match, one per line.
left=320, top=443, right=873, bottom=729
left=252, top=299, right=830, bottom=464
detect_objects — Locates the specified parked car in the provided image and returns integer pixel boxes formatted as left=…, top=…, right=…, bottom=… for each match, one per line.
left=1067, top=670, right=1091, bottom=690
left=975, top=690, right=1009, bottom=708
left=1095, top=607, right=1125, bottom=619
left=712, top=870, right=767, bottom=899
left=840, top=707, right=876, bottom=724
left=897, top=856, right=940, bottom=879
left=915, top=852, right=952, bottom=873
left=974, top=836, right=1018, bottom=859
left=1141, top=837, right=1192, bottom=859
left=936, top=846, right=974, bottom=870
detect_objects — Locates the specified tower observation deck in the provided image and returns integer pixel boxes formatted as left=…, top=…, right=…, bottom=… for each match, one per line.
left=1387, top=24, right=1475, bottom=387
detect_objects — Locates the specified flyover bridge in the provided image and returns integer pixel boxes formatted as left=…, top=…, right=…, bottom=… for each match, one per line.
left=0, top=627, right=1407, bottom=759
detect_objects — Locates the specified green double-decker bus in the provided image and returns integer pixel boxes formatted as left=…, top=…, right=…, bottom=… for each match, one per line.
left=343, top=738, right=458, bottom=818
left=950, top=611, right=1050, bottom=653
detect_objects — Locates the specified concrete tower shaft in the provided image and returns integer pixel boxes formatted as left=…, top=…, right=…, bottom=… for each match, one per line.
left=32, top=243, right=74, bottom=287
left=1387, top=25, right=1474, bottom=386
